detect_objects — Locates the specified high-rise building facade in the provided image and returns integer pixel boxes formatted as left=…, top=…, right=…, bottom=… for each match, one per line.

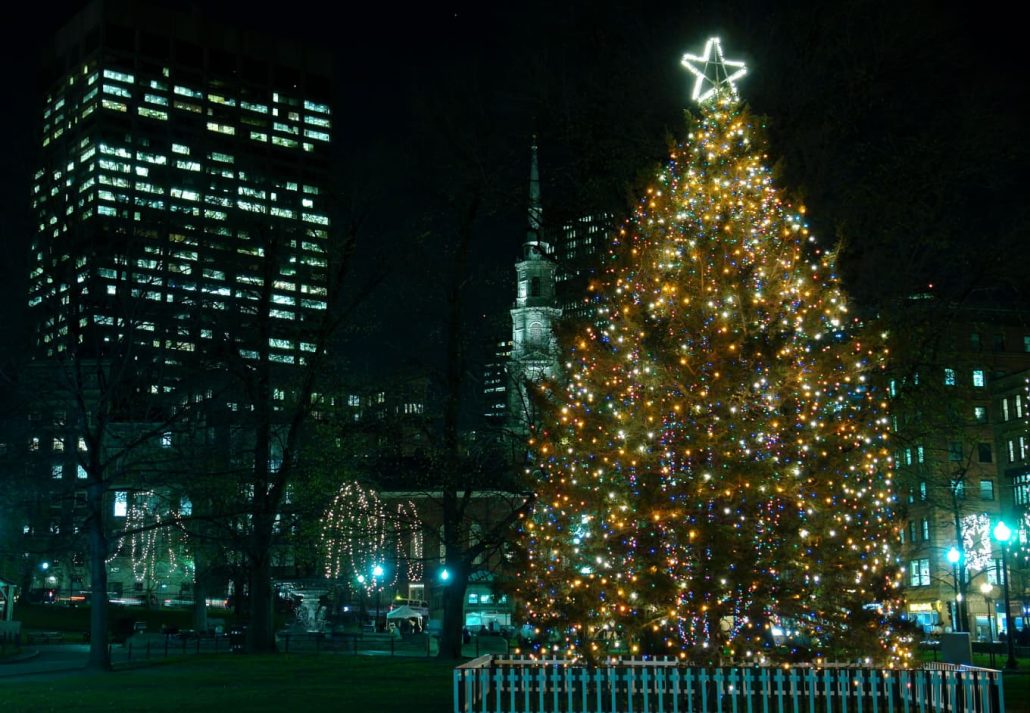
left=15, top=0, right=333, bottom=599
left=30, top=0, right=332, bottom=380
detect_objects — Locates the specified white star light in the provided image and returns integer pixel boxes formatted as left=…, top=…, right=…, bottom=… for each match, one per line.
left=681, top=37, right=747, bottom=103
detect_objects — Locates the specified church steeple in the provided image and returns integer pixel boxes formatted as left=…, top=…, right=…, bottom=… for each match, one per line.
left=508, top=137, right=561, bottom=435
left=524, top=137, right=550, bottom=258
left=528, top=136, right=543, bottom=240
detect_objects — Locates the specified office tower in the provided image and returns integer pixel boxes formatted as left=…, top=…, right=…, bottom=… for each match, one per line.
left=17, top=0, right=333, bottom=599
left=29, top=0, right=333, bottom=384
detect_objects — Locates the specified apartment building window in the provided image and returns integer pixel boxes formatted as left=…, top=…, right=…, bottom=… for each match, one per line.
left=971, top=332, right=982, bottom=351
left=919, top=480, right=928, bottom=500
left=979, top=479, right=995, bottom=500
left=1024, top=335, right=1030, bottom=352
left=909, top=558, right=931, bottom=587
left=917, top=445, right=925, bottom=463
left=1009, top=439, right=1017, bottom=463
left=114, top=491, right=128, bottom=517
left=1003, top=398, right=1010, bottom=421
left=972, top=369, right=986, bottom=388
left=944, top=368, right=956, bottom=386
left=977, top=443, right=993, bottom=463
left=908, top=521, right=917, bottom=542
left=987, top=558, right=1003, bottom=585
left=948, top=442, right=963, bottom=461
left=993, top=334, right=1006, bottom=351
left=1017, top=394, right=1024, bottom=418
left=1015, top=473, right=1030, bottom=506
left=973, top=406, right=987, bottom=423
left=921, top=518, right=930, bottom=541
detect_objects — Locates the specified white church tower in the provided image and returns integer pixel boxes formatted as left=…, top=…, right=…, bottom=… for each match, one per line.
left=507, top=138, right=561, bottom=434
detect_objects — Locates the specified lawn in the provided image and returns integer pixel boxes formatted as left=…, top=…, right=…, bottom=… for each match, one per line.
left=0, top=655, right=457, bottom=713
left=1, top=653, right=1027, bottom=713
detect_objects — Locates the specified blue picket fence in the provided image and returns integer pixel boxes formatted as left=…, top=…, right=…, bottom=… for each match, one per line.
left=453, top=656, right=1006, bottom=713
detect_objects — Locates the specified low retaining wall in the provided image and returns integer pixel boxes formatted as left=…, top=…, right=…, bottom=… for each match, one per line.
left=453, top=656, right=1005, bottom=713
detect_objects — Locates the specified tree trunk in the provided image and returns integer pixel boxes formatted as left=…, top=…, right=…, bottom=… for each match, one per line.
left=246, top=531, right=276, bottom=653
left=192, top=561, right=209, bottom=633
left=86, top=480, right=111, bottom=671
left=438, top=571, right=467, bottom=659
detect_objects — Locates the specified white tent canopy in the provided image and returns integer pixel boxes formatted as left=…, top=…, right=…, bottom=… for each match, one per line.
left=386, top=605, right=424, bottom=621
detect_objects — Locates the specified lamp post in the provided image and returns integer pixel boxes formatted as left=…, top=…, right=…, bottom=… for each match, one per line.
left=979, top=582, right=994, bottom=642
left=993, top=521, right=1018, bottom=670
left=947, top=547, right=963, bottom=632
left=372, top=564, right=384, bottom=632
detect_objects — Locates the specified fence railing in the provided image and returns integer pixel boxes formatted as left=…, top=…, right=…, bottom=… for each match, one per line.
left=453, top=656, right=1006, bottom=713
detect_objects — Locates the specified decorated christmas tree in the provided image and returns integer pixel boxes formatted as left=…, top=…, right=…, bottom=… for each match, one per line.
left=519, top=39, right=907, bottom=664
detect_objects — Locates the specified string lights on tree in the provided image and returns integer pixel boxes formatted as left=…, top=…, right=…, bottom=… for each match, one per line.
left=107, top=491, right=193, bottom=592
left=518, top=38, right=906, bottom=665
left=321, top=482, right=423, bottom=593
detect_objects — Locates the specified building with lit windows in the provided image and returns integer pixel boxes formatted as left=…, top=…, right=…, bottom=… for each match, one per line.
left=16, top=0, right=333, bottom=600
left=30, top=0, right=332, bottom=376
left=894, top=300, right=1030, bottom=640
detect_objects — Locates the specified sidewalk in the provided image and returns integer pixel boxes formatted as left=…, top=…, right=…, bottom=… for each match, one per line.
left=0, top=643, right=138, bottom=680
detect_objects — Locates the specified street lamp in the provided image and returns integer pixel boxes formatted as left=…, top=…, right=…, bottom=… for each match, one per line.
left=993, top=521, right=1018, bottom=670
left=947, top=547, right=963, bottom=632
left=372, top=565, right=384, bottom=632
left=979, top=582, right=994, bottom=642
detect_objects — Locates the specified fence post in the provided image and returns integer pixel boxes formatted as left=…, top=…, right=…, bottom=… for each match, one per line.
left=453, top=668, right=462, bottom=713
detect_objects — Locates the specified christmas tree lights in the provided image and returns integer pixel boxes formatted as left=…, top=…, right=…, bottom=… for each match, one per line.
left=518, top=39, right=906, bottom=665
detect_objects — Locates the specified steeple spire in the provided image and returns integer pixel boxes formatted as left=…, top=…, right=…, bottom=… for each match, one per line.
left=527, top=136, right=544, bottom=247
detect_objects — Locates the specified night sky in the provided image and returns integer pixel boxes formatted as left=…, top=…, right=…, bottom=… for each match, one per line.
left=2, top=1, right=1027, bottom=386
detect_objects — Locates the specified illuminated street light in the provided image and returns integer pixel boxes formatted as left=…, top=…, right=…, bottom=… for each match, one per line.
left=980, top=582, right=994, bottom=642
left=371, top=564, right=385, bottom=632
left=946, top=547, right=963, bottom=632
left=992, top=521, right=1018, bottom=670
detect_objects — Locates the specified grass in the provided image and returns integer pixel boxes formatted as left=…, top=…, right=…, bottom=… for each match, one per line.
left=1, top=652, right=1027, bottom=713
left=0, top=655, right=457, bottom=712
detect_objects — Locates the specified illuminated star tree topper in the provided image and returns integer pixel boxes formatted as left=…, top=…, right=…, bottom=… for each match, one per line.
left=681, top=37, right=748, bottom=103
